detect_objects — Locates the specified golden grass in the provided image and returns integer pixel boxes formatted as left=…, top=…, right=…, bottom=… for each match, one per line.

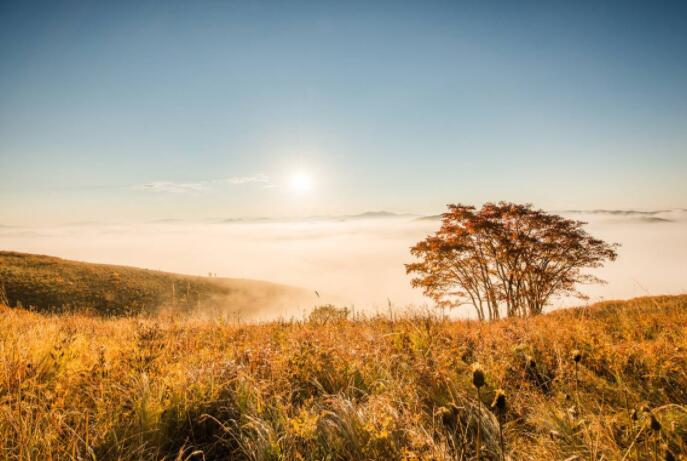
left=1, top=295, right=686, bottom=460
left=0, top=251, right=308, bottom=316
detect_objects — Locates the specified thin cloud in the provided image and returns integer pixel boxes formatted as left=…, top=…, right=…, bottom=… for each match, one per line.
left=221, top=174, right=270, bottom=185
left=135, top=181, right=208, bottom=193
left=135, top=174, right=271, bottom=193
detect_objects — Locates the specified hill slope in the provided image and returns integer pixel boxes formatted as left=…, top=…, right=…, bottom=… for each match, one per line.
left=0, top=251, right=311, bottom=316
left=0, top=295, right=685, bottom=459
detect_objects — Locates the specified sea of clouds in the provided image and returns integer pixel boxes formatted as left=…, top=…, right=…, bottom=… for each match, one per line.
left=1, top=209, right=685, bottom=320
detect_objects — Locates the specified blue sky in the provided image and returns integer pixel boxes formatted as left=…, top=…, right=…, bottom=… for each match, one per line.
left=1, top=1, right=686, bottom=224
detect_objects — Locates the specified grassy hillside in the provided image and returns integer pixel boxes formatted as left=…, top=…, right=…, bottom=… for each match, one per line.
left=1, top=295, right=685, bottom=460
left=0, top=251, right=310, bottom=316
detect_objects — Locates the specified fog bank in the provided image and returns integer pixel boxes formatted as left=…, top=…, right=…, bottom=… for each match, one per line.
left=1, top=210, right=685, bottom=319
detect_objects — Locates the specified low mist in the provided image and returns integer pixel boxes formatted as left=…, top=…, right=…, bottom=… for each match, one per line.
left=1, top=210, right=685, bottom=319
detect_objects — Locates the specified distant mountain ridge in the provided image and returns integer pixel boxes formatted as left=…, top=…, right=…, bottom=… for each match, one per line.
left=562, top=209, right=672, bottom=216
left=3, top=208, right=684, bottom=229
left=414, top=208, right=686, bottom=223
left=215, top=211, right=414, bottom=224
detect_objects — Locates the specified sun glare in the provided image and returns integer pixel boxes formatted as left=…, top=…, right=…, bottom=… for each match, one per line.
left=288, top=171, right=313, bottom=193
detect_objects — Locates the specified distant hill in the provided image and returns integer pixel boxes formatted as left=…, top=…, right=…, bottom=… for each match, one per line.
left=340, top=211, right=412, bottom=219
left=414, top=214, right=442, bottom=221
left=0, top=251, right=311, bottom=316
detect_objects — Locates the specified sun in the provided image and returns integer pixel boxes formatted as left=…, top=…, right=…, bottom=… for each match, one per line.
left=288, top=171, right=313, bottom=193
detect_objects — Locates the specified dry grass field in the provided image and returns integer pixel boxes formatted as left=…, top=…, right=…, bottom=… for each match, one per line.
left=1, top=295, right=686, bottom=460
left=0, top=251, right=309, bottom=317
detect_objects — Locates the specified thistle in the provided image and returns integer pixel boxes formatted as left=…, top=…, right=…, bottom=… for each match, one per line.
left=472, top=363, right=485, bottom=461
left=571, top=349, right=582, bottom=363
left=491, top=389, right=506, bottom=412
left=491, top=389, right=507, bottom=461
left=472, top=363, right=485, bottom=389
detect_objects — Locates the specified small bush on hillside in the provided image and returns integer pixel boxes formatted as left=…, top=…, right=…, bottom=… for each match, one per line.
left=308, top=304, right=350, bottom=324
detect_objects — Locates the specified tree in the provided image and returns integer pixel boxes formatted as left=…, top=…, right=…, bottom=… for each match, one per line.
left=406, top=203, right=618, bottom=319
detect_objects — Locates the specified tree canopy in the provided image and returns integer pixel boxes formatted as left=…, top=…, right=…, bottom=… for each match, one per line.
left=406, top=203, right=619, bottom=319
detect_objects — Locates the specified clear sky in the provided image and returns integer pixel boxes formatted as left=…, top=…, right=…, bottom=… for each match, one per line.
left=1, top=1, right=686, bottom=225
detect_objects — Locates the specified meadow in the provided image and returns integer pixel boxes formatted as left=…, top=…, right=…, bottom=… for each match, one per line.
left=0, top=251, right=310, bottom=318
left=1, top=295, right=686, bottom=460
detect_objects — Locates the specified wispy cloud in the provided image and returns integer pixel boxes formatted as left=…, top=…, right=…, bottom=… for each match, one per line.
left=135, top=181, right=208, bottom=193
left=221, top=174, right=270, bottom=185
left=134, top=174, right=271, bottom=193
